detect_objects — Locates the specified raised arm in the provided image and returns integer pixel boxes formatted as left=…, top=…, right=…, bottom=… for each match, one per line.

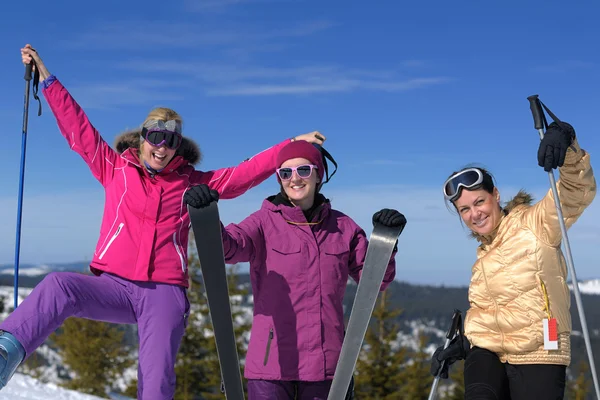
left=22, top=45, right=119, bottom=186
left=190, top=132, right=326, bottom=199
left=525, top=123, right=596, bottom=246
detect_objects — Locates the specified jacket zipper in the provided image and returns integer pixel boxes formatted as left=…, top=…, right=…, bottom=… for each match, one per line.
left=263, top=328, right=273, bottom=366
left=99, top=223, right=124, bottom=260
left=172, top=232, right=186, bottom=272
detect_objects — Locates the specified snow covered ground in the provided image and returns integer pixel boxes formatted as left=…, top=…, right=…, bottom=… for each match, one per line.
left=0, top=373, right=104, bottom=400
left=570, top=279, right=600, bottom=295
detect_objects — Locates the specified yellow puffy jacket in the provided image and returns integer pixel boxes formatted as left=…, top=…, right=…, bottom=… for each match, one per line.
left=465, top=139, right=596, bottom=366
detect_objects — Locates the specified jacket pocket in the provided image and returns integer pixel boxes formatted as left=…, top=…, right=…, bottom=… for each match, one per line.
left=269, top=243, right=303, bottom=280
left=271, top=243, right=301, bottom=256
left=172, top=232, right=186, bottom=272
left=99, top=223, right=124, bottom=260
left=322, top=243, right=350, bottom=281
left=263, top=327, right=274, bottom=366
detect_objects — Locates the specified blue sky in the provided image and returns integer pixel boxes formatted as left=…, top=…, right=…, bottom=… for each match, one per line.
left=1, top=0, right=598, bottom=285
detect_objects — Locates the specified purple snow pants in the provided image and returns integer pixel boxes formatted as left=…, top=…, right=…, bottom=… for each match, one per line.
left=247, top=379, right=333, bottom=400
left=0, top=271, right=190, bottom=400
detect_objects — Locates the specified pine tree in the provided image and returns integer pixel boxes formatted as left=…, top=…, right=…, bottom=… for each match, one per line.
left=354, top=291, right=405, bottom=399
left=400, top=332, right=434, bottom=400
left=51, top=318, right=133, bottom=397
left=168, top=231, right=252, bottom=399
left=173, top=246, right=214, bottom=400
left=196, top=263, right=252, bottom=399
left=445, top=360, right=465, bottom=400
left=567, top=360, right=591, bottom=400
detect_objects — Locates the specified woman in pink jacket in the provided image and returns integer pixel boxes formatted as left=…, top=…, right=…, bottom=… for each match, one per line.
left=0, top=44, right=324, bottom=399
left=185, top=140, right=407, bottom=400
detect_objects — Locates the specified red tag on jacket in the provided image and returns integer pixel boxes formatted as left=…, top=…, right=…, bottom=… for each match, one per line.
left=543, top=318, right=558, bottom=350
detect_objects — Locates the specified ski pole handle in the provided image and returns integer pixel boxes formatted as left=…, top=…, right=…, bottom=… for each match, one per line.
left=527, top=95, right=545, bottom=131
left=428, top=309, right=462, bottom=400
left=24, top=62, right=33, bottom=81
left=446, top=309, right=461, bottom=340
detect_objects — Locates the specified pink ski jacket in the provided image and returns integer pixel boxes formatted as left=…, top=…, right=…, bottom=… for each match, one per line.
left=43, top=76, right=290, bottom=287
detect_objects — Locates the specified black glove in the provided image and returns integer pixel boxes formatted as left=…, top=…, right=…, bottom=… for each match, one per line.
left=372, top=208, right=406, bottom=228
left=430, top=335, right=470, bottom=379
left=537, top=121, right=576, bottom=172
left=184, top=184, right=219, bottom=209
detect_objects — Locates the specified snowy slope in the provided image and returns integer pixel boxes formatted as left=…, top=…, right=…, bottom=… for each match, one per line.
left=570, top=279, right=600, bottom=295
left=0, top=265, right=54, bottom=277
left=0, top=373, right=104, bottom=400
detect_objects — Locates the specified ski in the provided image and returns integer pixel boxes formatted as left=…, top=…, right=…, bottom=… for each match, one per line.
left=327, top=222, right=405, bottom=400
left=188, top=202, right=245, bottom=400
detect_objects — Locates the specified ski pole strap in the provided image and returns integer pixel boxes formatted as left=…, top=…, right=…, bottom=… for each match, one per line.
left=312, top=143, right=338, bottom=185
left=527, top=95, right=561, bottom=131
left=25, top=60, right=42, bottom=116
left=539, top=100, right=561, bottom=127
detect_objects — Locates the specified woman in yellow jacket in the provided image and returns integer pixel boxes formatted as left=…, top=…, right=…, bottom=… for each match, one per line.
left=430, top=120, right=596, bottom=399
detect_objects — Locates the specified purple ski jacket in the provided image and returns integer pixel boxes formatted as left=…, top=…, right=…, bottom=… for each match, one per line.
left=222, top=195, right=397, bottom=381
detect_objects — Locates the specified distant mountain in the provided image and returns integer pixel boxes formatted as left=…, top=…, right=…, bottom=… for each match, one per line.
left=0, top=262, right=90, bottom=288
left=2, top=261, right=600, bottom=389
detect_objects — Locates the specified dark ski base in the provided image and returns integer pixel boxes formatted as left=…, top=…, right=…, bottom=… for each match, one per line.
left=327, top=223, right=405, bottom=400
left=189, top=203, right=245, bottom=400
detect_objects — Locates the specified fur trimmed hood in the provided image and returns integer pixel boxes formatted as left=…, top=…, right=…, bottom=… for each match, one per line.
left=113, top=128, right=202, bottom=165
left=503, top=190, right=534, bottom=213
left=472, top=190, right=534, bottom=244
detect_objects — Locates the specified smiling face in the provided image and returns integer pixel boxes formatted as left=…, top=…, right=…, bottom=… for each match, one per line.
left=279, top=157, right=320, bottom=210
left=453, top=187, right=503, bottom=236
left=140, top=140, right=177, bottom=171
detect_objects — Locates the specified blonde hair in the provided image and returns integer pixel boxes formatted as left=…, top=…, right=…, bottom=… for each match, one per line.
left=139, top=107, right=184, bottom=159
left=142, top=107, right=183, bottom=128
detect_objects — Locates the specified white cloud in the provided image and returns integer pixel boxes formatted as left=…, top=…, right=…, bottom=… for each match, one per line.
left=66, top=79, right=187, bottom=109
left=362, top=160, right=416, bottom=167
left=205, top=77, right=450, bottom=96
left=531, top=60, right=594, bottom=74
left=116, top=61, right=451, bottom=97
left=63, top=19, right=335, bottom=51
left=184, top=0, right=284, bottom=12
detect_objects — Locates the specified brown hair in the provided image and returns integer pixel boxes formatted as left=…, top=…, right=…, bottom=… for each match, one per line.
left=444, top=165, right=497, bottom=214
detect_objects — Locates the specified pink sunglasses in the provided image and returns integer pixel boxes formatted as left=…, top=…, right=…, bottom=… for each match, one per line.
left=276, top=164, right=318, bottom=180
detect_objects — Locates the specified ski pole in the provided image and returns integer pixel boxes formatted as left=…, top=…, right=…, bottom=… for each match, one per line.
left=13, top=62, right=34, bottom=310
left=428, top=309, right=462, bottom=400
left=527, top=94, right=600, bottom=400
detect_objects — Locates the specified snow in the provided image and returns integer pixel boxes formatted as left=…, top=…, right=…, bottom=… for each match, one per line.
left=569, top=279, right=600, bottom=295
left=0, top=265, right=53, bottom=277
left=0, top=373, right=104, bottom=399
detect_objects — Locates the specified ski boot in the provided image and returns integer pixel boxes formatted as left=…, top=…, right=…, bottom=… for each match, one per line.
left=0, top=330, right=25, bottom=389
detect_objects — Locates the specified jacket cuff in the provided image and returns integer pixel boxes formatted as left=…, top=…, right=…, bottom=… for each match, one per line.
left=41, top=75, right=57, bottom=89
left=563, top=138, right=584, bottom=165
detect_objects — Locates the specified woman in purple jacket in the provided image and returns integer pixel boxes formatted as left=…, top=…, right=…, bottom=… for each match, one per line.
left=185, top=140, right=406, bottom=400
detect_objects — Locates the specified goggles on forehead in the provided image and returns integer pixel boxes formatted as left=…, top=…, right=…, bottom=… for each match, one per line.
left=141, top=119, right=183, bottom=150
left=443, top=168, right=484, bottom=202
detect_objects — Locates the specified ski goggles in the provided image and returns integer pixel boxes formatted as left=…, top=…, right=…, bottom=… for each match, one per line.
left=276, top=164, right=318, bottom=180
left=443, top=168, right=484, bottom=202
left=141, top=119, right=183, bottom=150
